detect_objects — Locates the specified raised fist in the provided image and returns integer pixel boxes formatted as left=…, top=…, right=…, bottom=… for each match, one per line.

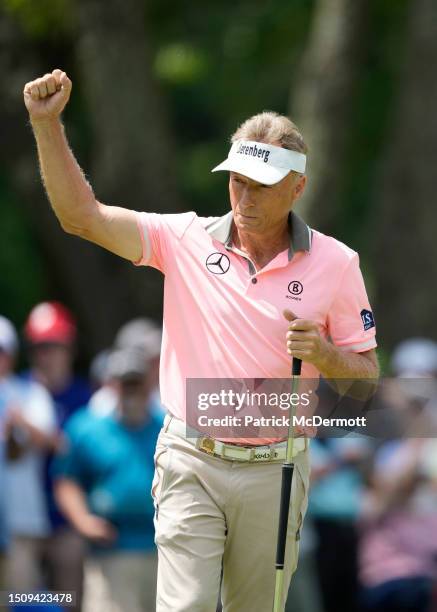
left=23, top=69, right=72, bottom=122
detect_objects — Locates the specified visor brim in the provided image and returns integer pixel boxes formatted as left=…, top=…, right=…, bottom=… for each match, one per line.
left=211, top=159, right=290, bottom=185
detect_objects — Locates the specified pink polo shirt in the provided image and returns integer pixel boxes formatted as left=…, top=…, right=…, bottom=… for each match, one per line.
left=134, top=210, right=377, bottom=443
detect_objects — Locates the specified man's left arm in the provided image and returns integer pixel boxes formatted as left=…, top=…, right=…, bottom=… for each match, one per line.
left=284, top=310, right=379, bottom=378
left=313, top=344, right=378, bottom=380
left=285, top=311, right=378, bottom=401
left=284, top=251, right=379, bottom=396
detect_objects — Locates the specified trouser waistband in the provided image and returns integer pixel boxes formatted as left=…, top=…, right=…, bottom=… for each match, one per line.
left=163, top=414, right=308, bottom=463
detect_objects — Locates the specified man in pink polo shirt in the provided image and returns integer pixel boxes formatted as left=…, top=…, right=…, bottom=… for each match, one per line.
left=24, top=69, right=379, bottom=612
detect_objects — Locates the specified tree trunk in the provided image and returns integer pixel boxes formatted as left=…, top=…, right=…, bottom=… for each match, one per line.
left=8, top=0, right=184, bottom=356
left=371, top=0, right=437, bottom=350
left=289, top=0, right=369, bottom=231
left=75, top=0, right=181, bottom=211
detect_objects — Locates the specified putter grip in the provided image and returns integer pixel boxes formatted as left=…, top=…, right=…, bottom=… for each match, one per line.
left=292, top=358, right=302, bottom=376
left=275, top=463, right=294, bottom=569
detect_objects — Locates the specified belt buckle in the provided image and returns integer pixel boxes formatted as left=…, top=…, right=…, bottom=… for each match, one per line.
left=199, top=437, right=215, bottom=456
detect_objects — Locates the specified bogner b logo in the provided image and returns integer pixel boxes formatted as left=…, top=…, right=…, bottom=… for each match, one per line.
left=286, top=281, right=303, bottom=301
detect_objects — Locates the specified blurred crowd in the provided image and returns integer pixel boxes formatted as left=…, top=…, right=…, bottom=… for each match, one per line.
left=287, top=339, right=437, bottom=612
left=0, top=304, right=164, bottom=612
left=1, top=303, right=437, bottom=612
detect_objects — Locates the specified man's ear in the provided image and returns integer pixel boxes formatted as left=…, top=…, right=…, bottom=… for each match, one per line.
left=293, top=174, right=307, bottom=201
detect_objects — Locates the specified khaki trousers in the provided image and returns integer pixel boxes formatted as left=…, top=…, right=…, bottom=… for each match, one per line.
left=5, top=528, right=85, bottom=612
left=152, top=425, right=310, bottom=612
left=0, top=551, right=5, bottom=591
left=82, top=551, right=158, bottom=612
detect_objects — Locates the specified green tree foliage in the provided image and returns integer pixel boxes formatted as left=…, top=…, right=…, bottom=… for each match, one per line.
left=3, top=0, right=73, bottom=37
left=0, top=0, right=434, bottom=358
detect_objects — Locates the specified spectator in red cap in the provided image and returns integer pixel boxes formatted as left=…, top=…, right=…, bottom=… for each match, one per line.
left=24, top=302, right=89, bottom=420
left=23, top=301, right=92, bottom=611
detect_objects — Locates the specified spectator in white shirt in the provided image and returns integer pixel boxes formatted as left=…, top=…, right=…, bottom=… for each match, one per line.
left=0, top=315, right=58, bottom=591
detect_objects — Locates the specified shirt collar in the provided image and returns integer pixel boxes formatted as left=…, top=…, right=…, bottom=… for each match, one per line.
left=205, top=210, right=312, bottom=260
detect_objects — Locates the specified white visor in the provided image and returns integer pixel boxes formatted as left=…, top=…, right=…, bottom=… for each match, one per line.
left=211, top=139, right=306, bottom=185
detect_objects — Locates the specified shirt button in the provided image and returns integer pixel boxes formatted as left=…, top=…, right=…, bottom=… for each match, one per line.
left=251, top=277, right=258, bottom=284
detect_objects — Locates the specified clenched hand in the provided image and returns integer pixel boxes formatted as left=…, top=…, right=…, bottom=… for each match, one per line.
left=283, top=309, right=328, bottom=368
left=23, top=68, right=72, bottom=123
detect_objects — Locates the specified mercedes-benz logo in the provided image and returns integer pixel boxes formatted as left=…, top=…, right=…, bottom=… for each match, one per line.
left=206, top=252, right=230, bottom=274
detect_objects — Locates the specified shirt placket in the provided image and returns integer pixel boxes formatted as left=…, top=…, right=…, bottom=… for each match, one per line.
left=225, top=243, right=290, bottom=291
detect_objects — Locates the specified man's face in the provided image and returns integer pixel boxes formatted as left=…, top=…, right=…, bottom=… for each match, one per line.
left=30, top=343, right=73, bottom=376
left=116, top=374, right=151, bottom=426
left=229, top=170, right=306, bottom=236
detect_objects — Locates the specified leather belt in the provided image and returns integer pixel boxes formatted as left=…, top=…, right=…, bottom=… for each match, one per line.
left=164, top=414, right=307, bottom=463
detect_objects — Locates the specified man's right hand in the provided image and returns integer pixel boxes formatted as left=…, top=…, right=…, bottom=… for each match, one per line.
left=23, top=69, right=72, bottom=123
left=78, top=513, right=118, bottom=545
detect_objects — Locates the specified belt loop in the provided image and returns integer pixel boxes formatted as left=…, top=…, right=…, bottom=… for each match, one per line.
left=163, top=414, right=173, bottom=433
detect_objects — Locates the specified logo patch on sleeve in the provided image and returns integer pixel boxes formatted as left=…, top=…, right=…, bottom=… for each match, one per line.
left=360, top=309, right=375, bottom=331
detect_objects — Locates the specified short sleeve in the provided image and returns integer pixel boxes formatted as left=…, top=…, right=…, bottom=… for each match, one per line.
left=133, top=211, right=197, bottom=273
left=21, top=382, right=56, bottom=434
left=327, top=254, right=377, bottom=353
left=51, top=411, right=92, bottom=484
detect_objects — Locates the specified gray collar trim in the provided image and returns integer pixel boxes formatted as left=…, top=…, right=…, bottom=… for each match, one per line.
left=205, top=210, right=234, bottom=245
left=205, top=210, right=312, bottom=260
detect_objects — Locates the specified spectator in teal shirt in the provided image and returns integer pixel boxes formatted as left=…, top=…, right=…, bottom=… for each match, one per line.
left=52, top=347, right=163, bottom=612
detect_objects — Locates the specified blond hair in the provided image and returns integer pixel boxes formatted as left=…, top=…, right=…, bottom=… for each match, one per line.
left=231, top=111, right=307, bottom=154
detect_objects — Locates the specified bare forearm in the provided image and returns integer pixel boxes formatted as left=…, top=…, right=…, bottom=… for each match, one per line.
left=316, top=342, right=379, bottom=379
left=19, top=422, right=58, bottom=451
left=315, top=343, right=379, bottom=399
left=31, top=117, right=96, bottom=232
left=24, top=70, right=143, bottom=261
left=284, top=310, right=379, bottom=382
left=54, top=478, right=90, bottom=528
left=54, top=478, right=117, bottom=542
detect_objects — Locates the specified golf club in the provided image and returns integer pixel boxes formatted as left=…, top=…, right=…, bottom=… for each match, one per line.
left=272, top=356, right=301, bottom=612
